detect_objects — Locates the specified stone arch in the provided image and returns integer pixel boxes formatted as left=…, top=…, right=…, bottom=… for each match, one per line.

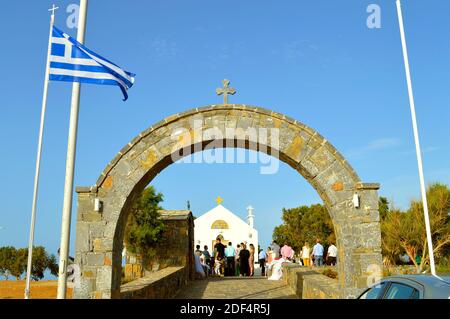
left=74, top=104, right=382, bottom=299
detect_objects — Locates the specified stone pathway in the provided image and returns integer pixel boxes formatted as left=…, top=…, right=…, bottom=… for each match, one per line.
left=174, top=276, right=298, bottom=299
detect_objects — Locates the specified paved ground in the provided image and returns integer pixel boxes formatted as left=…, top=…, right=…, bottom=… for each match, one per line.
left=174, top=275, right=298, bottom=299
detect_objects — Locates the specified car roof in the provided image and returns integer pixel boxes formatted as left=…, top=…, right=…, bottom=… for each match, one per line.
left=381, top=275, right=450, bottom=298
left=386, top=275, right=450, bottom=286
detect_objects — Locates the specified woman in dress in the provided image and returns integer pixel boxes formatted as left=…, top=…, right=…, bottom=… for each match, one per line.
left=265, top=247, right=273, bottom=277
left=267, top=247, right=274, bottom=264
left=239, top=243, right=250, bottom=276
left=249, top=244, right=255, bottom=276
left=301, top=242, right=311, bottom=267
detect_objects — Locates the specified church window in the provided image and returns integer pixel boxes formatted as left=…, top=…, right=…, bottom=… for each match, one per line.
left=211, top=220, right=229, bottom=229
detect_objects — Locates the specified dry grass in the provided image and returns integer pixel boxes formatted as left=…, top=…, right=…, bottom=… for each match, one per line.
left=0, top=280, right=72, bottom=299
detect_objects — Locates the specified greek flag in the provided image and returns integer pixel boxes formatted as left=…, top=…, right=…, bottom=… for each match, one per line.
left=49, top=26, right=135, bottom=101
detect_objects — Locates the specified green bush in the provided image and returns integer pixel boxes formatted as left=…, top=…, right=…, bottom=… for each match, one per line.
left=437, top=256, right=450, bottom=275
left=124, top=186, right=165, bottom=260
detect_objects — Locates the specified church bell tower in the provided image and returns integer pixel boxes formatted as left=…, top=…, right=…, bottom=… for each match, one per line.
left=246, top=205, right=254, bottom=229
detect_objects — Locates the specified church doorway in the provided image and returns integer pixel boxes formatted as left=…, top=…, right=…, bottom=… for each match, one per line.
left=213, top=235, right=229, bottom=249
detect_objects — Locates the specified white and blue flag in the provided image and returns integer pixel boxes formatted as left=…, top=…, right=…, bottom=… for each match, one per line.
left=49, top=26, right=135, bottom=101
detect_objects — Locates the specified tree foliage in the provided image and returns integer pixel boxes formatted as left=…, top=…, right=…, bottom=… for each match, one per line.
left=378, top=196, right=389, bottom=220
left=124, top=186, right=165, bottom=258
left=30, top=246, right=58, bottom=280
left=272, top=204, right=335, bottom=252
left=0, top=246, right=58, bottom=280
left=273, top=183, right=449, bottom=274
left=381, top=184, right=450, bottom=272
left=0, top=246, right=16, bottom=279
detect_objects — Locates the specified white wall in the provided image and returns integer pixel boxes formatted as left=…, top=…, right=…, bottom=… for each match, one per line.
left=194, top=205, right=258, bottom=263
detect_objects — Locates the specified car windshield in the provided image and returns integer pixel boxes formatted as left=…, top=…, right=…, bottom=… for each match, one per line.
left=384, top=283, right=419, bottom=299
left=359, top=282, right=385, bottom=299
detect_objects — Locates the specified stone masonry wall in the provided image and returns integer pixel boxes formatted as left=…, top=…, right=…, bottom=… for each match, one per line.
left=150, top=211, right=194, bottom=275
left=124, top=210, right=194, bottom=281
left=283, top=264, right=340, bottom=299
left=120, top=266, right=187, bottom=299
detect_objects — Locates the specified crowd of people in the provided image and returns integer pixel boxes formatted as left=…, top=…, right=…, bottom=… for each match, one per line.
left=299, top=239, right=338, bottom=267
left=269, top=239, right=338, bottom=267
left=194, top=238, right=339, bottom=279
left=264, top=239, right=338, bottom=271
left=194, top=238, right=258, bottom=277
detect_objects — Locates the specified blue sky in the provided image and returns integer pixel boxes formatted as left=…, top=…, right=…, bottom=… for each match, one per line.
left=0, top=0, right=449, bottom=264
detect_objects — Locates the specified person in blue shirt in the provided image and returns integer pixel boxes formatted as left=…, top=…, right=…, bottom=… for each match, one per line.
left=202, top=245, right=212, bottom=275
left=258, top=249, right=268, bottom=276
left=312, top=238, right=324, bottom=267
left=225, top=242, right=236, bottom=276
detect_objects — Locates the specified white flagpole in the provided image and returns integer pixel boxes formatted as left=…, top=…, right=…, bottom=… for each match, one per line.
left=56, top=0, right=89, bottom=299
left=396, top=0, right=436, bottom=276
left=24, top=4, right=59, bottom=300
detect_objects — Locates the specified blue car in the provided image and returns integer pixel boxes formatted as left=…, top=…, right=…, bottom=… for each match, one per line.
left=358, top=275, right=450, bottom=299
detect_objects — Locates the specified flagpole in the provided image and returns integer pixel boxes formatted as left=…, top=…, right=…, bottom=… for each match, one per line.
left=24, top=4, right=59, bottom=300
left=395, top=0, right=436, bottom=276
left=56, top=0, right=89, bottom=299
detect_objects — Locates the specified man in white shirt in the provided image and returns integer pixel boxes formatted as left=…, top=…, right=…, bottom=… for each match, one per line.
left=326, top=243, right=338, bottom=266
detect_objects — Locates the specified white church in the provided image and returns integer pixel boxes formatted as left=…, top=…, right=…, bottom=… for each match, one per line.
left=194, top=197, right=258, bottom=262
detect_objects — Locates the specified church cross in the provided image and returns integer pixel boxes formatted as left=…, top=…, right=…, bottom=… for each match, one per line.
left=216, top=196, right=223, bottom=205
left=216, top=79, right=236, bottom=104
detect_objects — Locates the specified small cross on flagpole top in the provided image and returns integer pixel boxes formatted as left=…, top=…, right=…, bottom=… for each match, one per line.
left=48, top=4, right=59, bottom=16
